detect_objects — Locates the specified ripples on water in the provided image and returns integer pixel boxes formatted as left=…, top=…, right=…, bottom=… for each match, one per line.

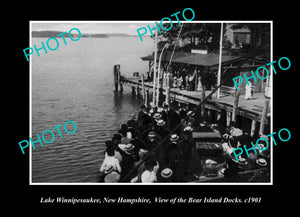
left=31, top=36, right=153, bottom=182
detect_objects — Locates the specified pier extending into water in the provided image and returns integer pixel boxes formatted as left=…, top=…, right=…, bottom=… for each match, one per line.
left=114, top=67, right=270, bottom=138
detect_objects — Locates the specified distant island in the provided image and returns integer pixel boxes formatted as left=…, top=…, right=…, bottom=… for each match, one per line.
left=32, top=31, right=133, bottom=38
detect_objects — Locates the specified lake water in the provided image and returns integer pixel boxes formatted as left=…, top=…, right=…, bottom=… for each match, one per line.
left=31, top=36, right=154, bottom=183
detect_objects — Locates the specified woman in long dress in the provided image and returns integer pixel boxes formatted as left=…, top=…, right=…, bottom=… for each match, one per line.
left=245, top=82, right=251, bottom=100
left=197, top=75, right=202, bottom=92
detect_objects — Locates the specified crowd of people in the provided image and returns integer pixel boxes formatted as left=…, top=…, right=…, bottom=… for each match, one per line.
left=158, top=67, right=216, bottom=92
left=98, top=101, right=270, bottom=183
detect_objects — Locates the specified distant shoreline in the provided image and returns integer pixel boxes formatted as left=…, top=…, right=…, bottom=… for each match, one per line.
left=32, top=31, right=139, bottom=38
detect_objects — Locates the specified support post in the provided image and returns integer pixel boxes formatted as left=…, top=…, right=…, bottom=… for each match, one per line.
left=141, top=74, right=145, bottom=101
left=232, top=91, right=240, bottom=122
left=251, top=119, right=257, bottom=137
left=201, top=85, right=206, bottom=116
left=226, top=110, right=232, bottom=127
left=165, top=87, right=170, bottom=106
left=136, top=80, right=140, bottom=97
left=165, top=73, right=170, bottom=106
left=145, top=88, right=149, bottom=106
left=216, top=22, right=223, bottom=99
left=152, top=29, right=158, bottom=105
left=117, top=65, right=123, bottom=92
left=259, top=98, right=270, bottom=135
left=113, top=65, right=119, bottom=92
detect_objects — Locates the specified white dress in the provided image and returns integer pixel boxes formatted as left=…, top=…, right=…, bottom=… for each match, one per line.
left=245, top=83, right=251, bottom=99
left=99, top=153, right=122, bottom=173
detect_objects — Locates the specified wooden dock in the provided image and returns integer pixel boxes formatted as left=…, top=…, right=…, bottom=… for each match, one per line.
left=119, top=74, right=271, bottom=136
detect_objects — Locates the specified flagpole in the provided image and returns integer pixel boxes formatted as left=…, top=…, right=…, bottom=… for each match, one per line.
left=152, top=28, right=158, bottom=105
left=216, top=22, right=223, bottom=99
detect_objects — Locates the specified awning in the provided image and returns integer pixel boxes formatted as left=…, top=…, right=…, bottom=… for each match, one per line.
left=173, top=53, right=243, bottom=67
left=141, top=51, right=190, bottom=62
left=141, top=51, right=243, bottom=67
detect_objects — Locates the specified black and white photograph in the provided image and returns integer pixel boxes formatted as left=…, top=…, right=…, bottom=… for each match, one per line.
left=29, top=21, right=272, bottom=184
left=9, top=4, right=298, bottom=210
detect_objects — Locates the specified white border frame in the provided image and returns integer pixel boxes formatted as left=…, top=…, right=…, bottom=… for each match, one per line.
left=29, top=20, right=273, bottom=185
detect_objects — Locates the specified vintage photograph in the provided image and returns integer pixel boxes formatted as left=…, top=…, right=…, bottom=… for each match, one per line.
left=30, top=21, right=272, bottom=184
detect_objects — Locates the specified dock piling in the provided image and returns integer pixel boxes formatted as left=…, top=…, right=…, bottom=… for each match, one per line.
left=113, top=64, right=123, bottom=92
left=251, top=119, right=257, bottom=137
left=259, top=98, right=270, bottom=135
left=113, top=64, right=119, bottom=92
left=232, top=91, right=240, bottom=122
left=226, top=110, right=232, bottom=126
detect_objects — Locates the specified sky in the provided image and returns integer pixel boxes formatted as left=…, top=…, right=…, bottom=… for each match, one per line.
left=31, top=22, right=156, bottom=35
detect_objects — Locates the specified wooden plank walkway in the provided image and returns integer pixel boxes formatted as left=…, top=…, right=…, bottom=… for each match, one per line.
left=120, top=76, right=271, bottom=122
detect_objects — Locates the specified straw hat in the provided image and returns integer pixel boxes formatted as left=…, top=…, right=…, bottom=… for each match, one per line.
left=104, top=171, right=120, bottom=183
left=153, top=113, right=162, bottom=119
left=170, top=134, right=179, bottom=142
left=205, top=159, right=217, bottom=165
left=187, top=110, right=195, bottom=116
left=256, top=158, right=267, bottom=167
left=150, top=102, right=155, bottom=108
left=148, top=131, right=156, bottom=137
left=104, top=165, right=114, bottom=174
left=120, top=137, right=131, bottom=145
left=118, top=142, right=135, bottom=151
left=238, top=157, right=247, bottom=164
left=124, top=143, right=135, bottom=151
left=161, top=168, right=173, bottom=178
left=230, top=127, right=243, bottom=137
left=149, top=108, right=154, bottom=114
left=157, top=107, right=163, bottom=113
left=232, top=157, right=247, bottom=164
left=156, top=119, right=165, bottom=126
left=183, top=126, right=194, bottom=132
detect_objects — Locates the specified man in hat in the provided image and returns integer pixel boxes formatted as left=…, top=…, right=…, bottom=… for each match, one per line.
left=178, top=103, right=187, bottom=120
left=127, top=114, right=138, bottom=137
left=153, top=113, right=162, bottom=122
left=130, top=136, right=145, bottom=161
left=130, top=148, right=148, bottom=183
left=169, top=106, right=182, bottom=135
left=155, top=119, right=169, bottom=140
left=165, top=134, right=181, bottom=181
left=115, top=137, right=137, bottom=181
left=112, top=134, right=122, bottom=150
left=138, top=104, right=152, bottom=128
left=118, top=124, right=128, bottom=137
left=160, top=104, right=168, bottom=123
left=145, top=131, right=159, bottom=153
left=177, top=126, right=194, bottom=178
left=155, top=119, right=170, bottom=165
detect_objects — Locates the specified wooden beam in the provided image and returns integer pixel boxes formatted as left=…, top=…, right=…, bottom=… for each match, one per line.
left=251, top=119, right=257, bottom=137
left=226, top=110, right=232, bottom=126
left=232, top=91, right=240, bottom=122
left=259, top=98, right=270, bottom=135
